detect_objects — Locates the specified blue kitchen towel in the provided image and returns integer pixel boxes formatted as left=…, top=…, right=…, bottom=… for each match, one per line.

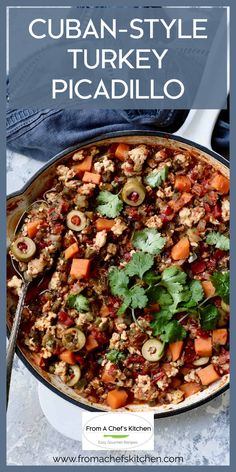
left=6, top=108, right=229, bottom=161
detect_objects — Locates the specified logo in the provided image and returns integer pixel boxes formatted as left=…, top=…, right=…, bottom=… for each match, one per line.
left=82, top=412, right=154, bottom=450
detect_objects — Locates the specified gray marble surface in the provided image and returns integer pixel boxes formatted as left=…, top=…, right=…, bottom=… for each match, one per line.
left=7, top=150, right=230, bottom=466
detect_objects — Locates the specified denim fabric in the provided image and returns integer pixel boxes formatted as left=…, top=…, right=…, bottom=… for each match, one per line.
left=6, top=108, right=229, bottom=161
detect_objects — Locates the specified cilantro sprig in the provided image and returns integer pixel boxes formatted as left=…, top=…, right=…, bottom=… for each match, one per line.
left=211, top=271, right=229, bottom=304
left=150, top=267, right=229, bottom=338
left=67, top=294, right=90, bottom=312
left=145, top=165, right=169, bottom=188
left=109, top=253, right=152, bottom=315
left=132, top=228, right=166, bottom=255
left=206, top=232, right=230, bottom=251
left=108, top=247, right=229, bottom=343
left=96, top=190, right=123, bottom=218
left=106, top=350, right=126, bottom=364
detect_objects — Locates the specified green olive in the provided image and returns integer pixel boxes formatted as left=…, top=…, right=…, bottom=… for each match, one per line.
left=66, top=365, right=81, bottom=387
left=66, top=210, right=87, bottom=231
left=193, top=356, right=209, bottom=366
left=62, top=328, right=86, bottom=352
left=221, top=300, right=230, bottom=313
left=42, top=333, right=60, bottom=353
left=11, top=236, right=36, bottom=262
left=141, top=339, right=164, bottom=362
left=121, top=178, right=146, bottom=206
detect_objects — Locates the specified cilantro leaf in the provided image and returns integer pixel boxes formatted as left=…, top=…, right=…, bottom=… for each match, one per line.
left=188, top=280, right=204, bottom=305
left=150, top=309, right=173, bottom=336
left=206, top=232, right=230, bottom=251
left=147, top=286, right=173, bottom=306
left=145, top=165, right=169, bottom=188
left=117, top=285, right=148, bottom=316
left=96, top=190, right=123, bottom=218
left=125, top=252, right=154, bottom=279
left=129, top=285, right=148, bottom=310
left=160, top=320, right=187, bottom=343
left=161, top=266, right=187, bottom=287
left=106, top=350, right=126, bottom=363
left=143, top=270, right=160, bottom=286
left=200, top=304, right=220, bottom=331
left=67, top=294, right=90, bottom=312
left=117, top=297, right=132, bottom=316
left=133, top=228, right=166, bottom=255
left=160, top=266, right=188, bottom=308
left=211, top=271, right=230, bottom=304
left=108, top=268, right=129, bottom=297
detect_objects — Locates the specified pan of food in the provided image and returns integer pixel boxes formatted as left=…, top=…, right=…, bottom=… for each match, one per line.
left=6, top=109, right=230, bottom=417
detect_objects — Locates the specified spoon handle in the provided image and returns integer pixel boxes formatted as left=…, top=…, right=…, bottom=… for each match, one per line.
left=6, top=282, right=29, bottom=408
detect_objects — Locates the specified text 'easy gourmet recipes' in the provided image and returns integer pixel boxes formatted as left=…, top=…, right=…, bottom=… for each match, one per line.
left=7, top=142, right=230, bottom=410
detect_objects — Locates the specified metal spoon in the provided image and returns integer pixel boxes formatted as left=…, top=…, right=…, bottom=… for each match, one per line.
left=6, top=200, right=50, bottom=408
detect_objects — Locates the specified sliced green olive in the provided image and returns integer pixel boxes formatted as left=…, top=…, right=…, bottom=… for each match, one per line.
left=193, top=356, right=209, bottom=367
left=217, top=308, right=228, bottom=327
left=66, top=210, right=87, bottom=231
left=121, top=178, right=146, bottom=206
left=42, top=333, right=60, bottom=353
left=66, top=365, right=81, bottom=387
left=11, top=236, right=36, bottom=262
left=221, top=300, right=230, bottom=313
left=141, top=339, right=164, bottom=362
left=62, top=328, right=86, bottom=352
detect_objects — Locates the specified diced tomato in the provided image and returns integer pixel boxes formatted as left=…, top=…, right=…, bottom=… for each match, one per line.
left=165, top=205, right=173, bottom=216
left=90, top=328, right=108, bottom=345
left=38, top=241, right=49, bottom=249
left=213, top=203, right=222, bottom=219
left=126, top=355, right=145, bottom=365
left=213, top=297, right=222, bottom=307
left=73, top=354, right=85, bottom=366
left=58, top=311, right=74, bottom=327
left=204, top=203, right=211, bottom=213
left=192, top=183, right=205, bottom=197
left=152, top=371, right=165, bottom=383
left=191, top=260, right=206, bottom=274
left=183, top=339, right=198, bottom=363
left=123, top=252, right=132, bottom=262
left=213, top=249, right=226, bottom=260
left=60, top=201, right=70, bottom=213
left=53, top=223, right=64, bottom=234
left=125, top=207, right=140, bottom=221
left=196, top=327, right=209, bottom=339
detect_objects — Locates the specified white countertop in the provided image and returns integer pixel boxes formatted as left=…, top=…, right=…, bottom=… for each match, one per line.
left=7, top=150, right=230, bottom=466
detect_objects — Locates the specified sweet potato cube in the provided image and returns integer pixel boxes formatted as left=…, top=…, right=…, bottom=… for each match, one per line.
left=101, top=368, right=116, bottom=384
left=211, top=174, right=229, bottom=194
left=70, top=258, right=91, bottom=279
left=174, top=176, right=192, bottom=192
left=169, top=341, right=184, bottom=362
left=27, top=219, right=42, bottom=238
left=197, top=364, right=221, bottom=386
left=95, top=218, right=115, bottom=231
left=59, top=350, right=76, bottom=365
left=115, top=143, right=130, bottom=161
left=82, top=171, right=101, bottom=185
left=171, top=237, right=190, bottom=260
left=85, top=335, right=99, bottom=352
left=212, top=329, right=228, bottom=346
left=194, top=337, right=212, bottom=357
left=106, top=389, right=128, bottom=409
left=169, top=192, right=193, bottom=212
left=73, top=155, right=93, bottom=174
left=64, top=242, right=79, bottom=260
left=180, top=382, right=201, bottom=397
left=201, top=280, right=215, bottom=298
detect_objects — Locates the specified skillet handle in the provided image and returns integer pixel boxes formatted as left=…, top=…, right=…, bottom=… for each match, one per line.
left=174, top=109, right=220, bottom=150
left=6, top=281, right=29, bottom=409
